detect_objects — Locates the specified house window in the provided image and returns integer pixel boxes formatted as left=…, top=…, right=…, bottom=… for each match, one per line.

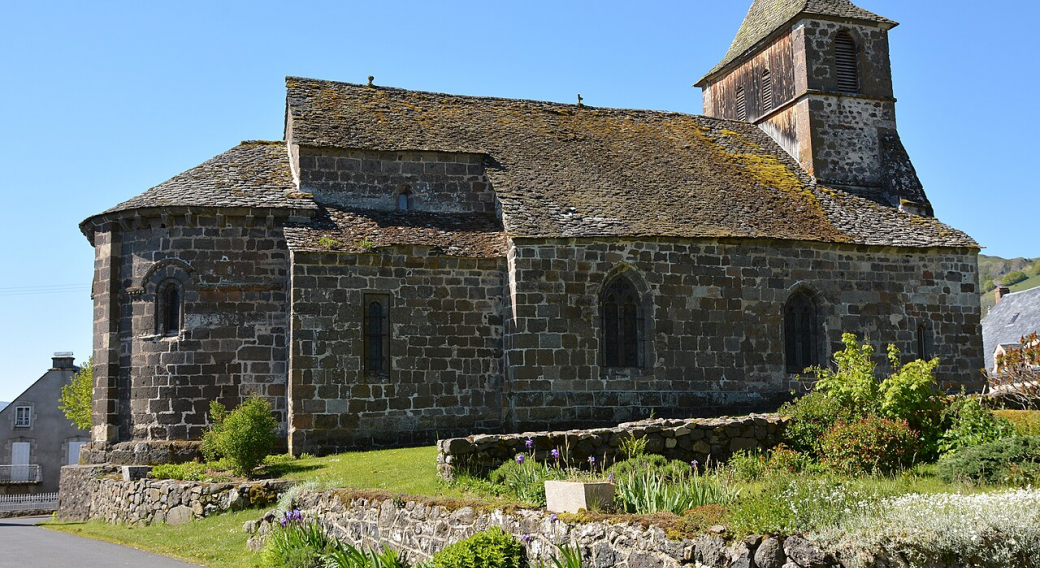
left=602, top=275, right=643, bottom=368
left=736, top=86, right=747, bottom=121
left=835, top=31, right=860, bottom=94
left=363, top=294, right=391, bottom=375
left=157, top=281, right=182, bottom=336
left=785, top=290, right=821, bottom=373
left=917, top=324, right=933, bottom=360
left=761, top=70, right=773, bottom=112
left=14, top=406, right=31, bottom=428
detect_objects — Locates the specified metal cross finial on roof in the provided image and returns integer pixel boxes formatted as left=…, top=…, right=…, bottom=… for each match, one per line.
left=367, top=76, right=375, bottom=87
left=577, top=94, right=584, bottom=107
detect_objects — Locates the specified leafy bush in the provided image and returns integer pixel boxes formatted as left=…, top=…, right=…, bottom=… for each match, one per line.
left=618, top=434, right=649, bottom=460
left=1002, top=271, right=1029, bottom=286
left=878, top=346, right=944, bottom=452
left=726, top=444, right=813, bottom=482
left=608, top=455, right=690, bottom=483
left=820, top=417, right=920, bottom=475
left=780, top=391, right=852, bottom=455
left=939, top=396, right=1015, bottom=456
left=995, top=410, right=1040, bottom=436
left=811, top=334, right=882, bottom=416
left=430, top=527, right=523, bottom=568
left=935, top=435, right=1040, bottom=485
left=488, top=455, right=567, bottom=506
left=203, top=397, right=277, bottom=477
left=202, top=400, right=229, bottom=462
left=59, top=357, right=93, bottom=431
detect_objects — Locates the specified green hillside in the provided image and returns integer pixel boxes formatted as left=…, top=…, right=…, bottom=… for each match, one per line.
left=979, top=254, right=1040, bottom=311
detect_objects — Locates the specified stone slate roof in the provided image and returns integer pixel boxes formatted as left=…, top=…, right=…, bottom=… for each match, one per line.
left=698, top=0, right=896, bottom=84
left=285, top=77, right=975, bottom=249
left=983, top=287, right=1040, bottom=371
left=284, top=206, right=508, bottom=258
left=91, top=141, right=317, bottom=220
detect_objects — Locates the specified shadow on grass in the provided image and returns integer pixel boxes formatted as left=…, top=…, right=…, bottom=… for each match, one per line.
left=261, top=462, right=324, bottom=478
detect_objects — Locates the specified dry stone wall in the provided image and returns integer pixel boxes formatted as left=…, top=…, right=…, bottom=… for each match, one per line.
left=57, top=464, right=290, bottom=525
left=437, top=415, right=786, bottom=480
left=246, top=490, right=864, bottom=568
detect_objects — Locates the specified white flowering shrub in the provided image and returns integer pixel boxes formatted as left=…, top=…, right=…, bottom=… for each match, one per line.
left=814, top=489, right=1040, bottom=567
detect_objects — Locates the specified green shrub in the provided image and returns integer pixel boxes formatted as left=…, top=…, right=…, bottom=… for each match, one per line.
left=488, top=455, right=568, bottom=506
left=608, top=455, right=690, bottom=482
left=820, top=417, right=920, bottom=475
left=430, top=527, right=523, bottom=568
left=995, top=410, right=1040, bottom=436
left=982, top=278, right=996, bottom=292
left=878, top=346, right=944, bottom=454
left=812, top=334, right=882, bottom=416
left=204, top=397, right=277, bottom=477
left=260, top=515, right=337, bottom=568
left=613, top=467, right=740, bottom=514
left=1002, top=271, right=1029, bottom=286
left=780, top=391, right=852, bottom=455
left=939, top=397, right=1016, bottom=457
left=726, top=444, right=813, bottom=482
left=935, top=436, right=1040, bottom=485
left=201, top=400, right=229, bottom=462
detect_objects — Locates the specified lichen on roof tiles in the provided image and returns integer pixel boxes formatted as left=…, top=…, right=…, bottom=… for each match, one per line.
left=284, top=206, right=508, bottom=258
left=95, top=141, right=316, bottom=217
left=285, top=77, right=974, bottom=249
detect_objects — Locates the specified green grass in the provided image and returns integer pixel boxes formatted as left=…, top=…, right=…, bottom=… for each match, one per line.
left=266, top=445, right=464, bottom=497
left=995, top=410, right=1040, bottom=436
left=41, top=508, right=262, bottom=568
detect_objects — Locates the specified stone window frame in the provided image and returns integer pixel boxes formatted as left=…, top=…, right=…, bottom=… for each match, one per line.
left=783, top=286, right=825, bottom=374
left=363, top=292, right=392, bottom=377
left=13, top=405, right=32, bottom=429
left=137, top=259, right=195, bottom=341
left=156, top=278, right=184, bottom=337
left=833, top=29, right=861, bottom=95
left=597, top=265, right=655, bottom=373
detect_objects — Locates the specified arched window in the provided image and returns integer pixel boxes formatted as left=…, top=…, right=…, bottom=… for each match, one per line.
left=396, top=186, right=413, bottom=212
left=761, top=69, right=773, bottom=113
left=364, top=293, right=390, bottom=375
left=835, top=31, right=860, bottom=94
left=784, top=290, right=821, bottom=373
left=158, top=281, right=182, bottom=336
left=736, top=86, right=748, bottom=121
left=602, top=275, right=643, bottom=368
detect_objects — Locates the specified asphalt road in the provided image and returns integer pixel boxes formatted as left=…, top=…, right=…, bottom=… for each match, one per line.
left=0, top=516, right=202, bottom=568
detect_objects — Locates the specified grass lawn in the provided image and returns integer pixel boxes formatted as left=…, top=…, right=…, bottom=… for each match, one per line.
left=41, top=508, right=262, bottom=568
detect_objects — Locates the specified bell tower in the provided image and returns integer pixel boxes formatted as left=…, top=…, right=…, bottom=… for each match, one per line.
left=696, top=0, right=931, bottom=214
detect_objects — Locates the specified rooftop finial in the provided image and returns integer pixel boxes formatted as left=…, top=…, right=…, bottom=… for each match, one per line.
left=367, top=75, right=375, bottom=87
left=577, top=94, right=584, bottom=107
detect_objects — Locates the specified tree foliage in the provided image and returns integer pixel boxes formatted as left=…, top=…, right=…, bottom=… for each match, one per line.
left=59, top=357, right=93, bottom=430
left=202, top=397, right=276, bottom=477
left=1002, top=271, right=1029, bottom=286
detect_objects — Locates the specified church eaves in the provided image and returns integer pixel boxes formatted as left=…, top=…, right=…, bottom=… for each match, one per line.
left=697, top=0, right=896, bottom=86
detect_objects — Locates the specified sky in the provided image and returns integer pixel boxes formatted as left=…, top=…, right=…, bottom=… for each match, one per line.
left=0, top=0, right=1036, bottom=402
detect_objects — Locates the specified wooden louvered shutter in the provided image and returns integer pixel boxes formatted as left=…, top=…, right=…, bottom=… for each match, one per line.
left=736, top=86, right=747, bottom=121
left=761, top=70, right=773, bottom=113
left=835, top=32, right=859, bottom=93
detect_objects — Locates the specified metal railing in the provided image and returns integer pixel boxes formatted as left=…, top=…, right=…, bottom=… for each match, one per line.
left=0, top=465, right=42, bottom=484
left=0, top=492, right=58, bottom=511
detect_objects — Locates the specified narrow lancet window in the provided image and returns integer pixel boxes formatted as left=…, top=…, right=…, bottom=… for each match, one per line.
left=785, top=290, right=821, bottom=373
left=602, top=276, right=643, bottom=368
left=835, top=31, right=860, bottom=94
left=364, top=294, right=391, bottom=374
left=158, top=282, right=182, bottom=336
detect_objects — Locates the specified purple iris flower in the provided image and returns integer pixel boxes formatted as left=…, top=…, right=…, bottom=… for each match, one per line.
left=525, top=438, right=534, bottom=451
left=516, top=453, right=525, bottom=465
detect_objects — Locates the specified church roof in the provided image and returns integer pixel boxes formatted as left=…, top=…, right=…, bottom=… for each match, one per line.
left=284, top=207, right=508, bottom=259
left=285, top=77, right=975, bottom=249
left=698, top=0, right=896, bottom=85
left=93, top=141, right=317, bottom=218
left=983, top=287, right=1040, bottom=371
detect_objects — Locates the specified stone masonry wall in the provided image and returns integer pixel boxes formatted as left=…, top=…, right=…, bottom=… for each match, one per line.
left=297, top=147, right=497, bottom=215
left=247, top=490, right=878, bottom=568
left=93, top=211, right=294, bottom=443
left=504, top=238, right=982, bottom=432
left=57, top=463, right=290, bottom=525
left=436, top=415, right=786, bottom=480
left=288, top=246, right=506, bottom=455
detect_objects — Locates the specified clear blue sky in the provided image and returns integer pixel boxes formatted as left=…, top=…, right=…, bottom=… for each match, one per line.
left=0, top=0, right=1036, bottom=401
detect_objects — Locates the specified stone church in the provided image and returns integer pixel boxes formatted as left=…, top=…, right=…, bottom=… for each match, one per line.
left=81, top=0, right=983, bottom=456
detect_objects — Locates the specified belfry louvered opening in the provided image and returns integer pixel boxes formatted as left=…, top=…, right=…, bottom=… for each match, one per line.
left=761, top=70, right=773, bottom=113
left=736, top=86, right=747, bottom=121
left=835, top=31, right=860, bottom=94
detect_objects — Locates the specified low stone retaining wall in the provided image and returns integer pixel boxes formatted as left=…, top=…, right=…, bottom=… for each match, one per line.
left=58, top=464, right=291, bottom=525
left=437, top=415, right=786, bottom=480
left=247, top=489, right=848, bottom=568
